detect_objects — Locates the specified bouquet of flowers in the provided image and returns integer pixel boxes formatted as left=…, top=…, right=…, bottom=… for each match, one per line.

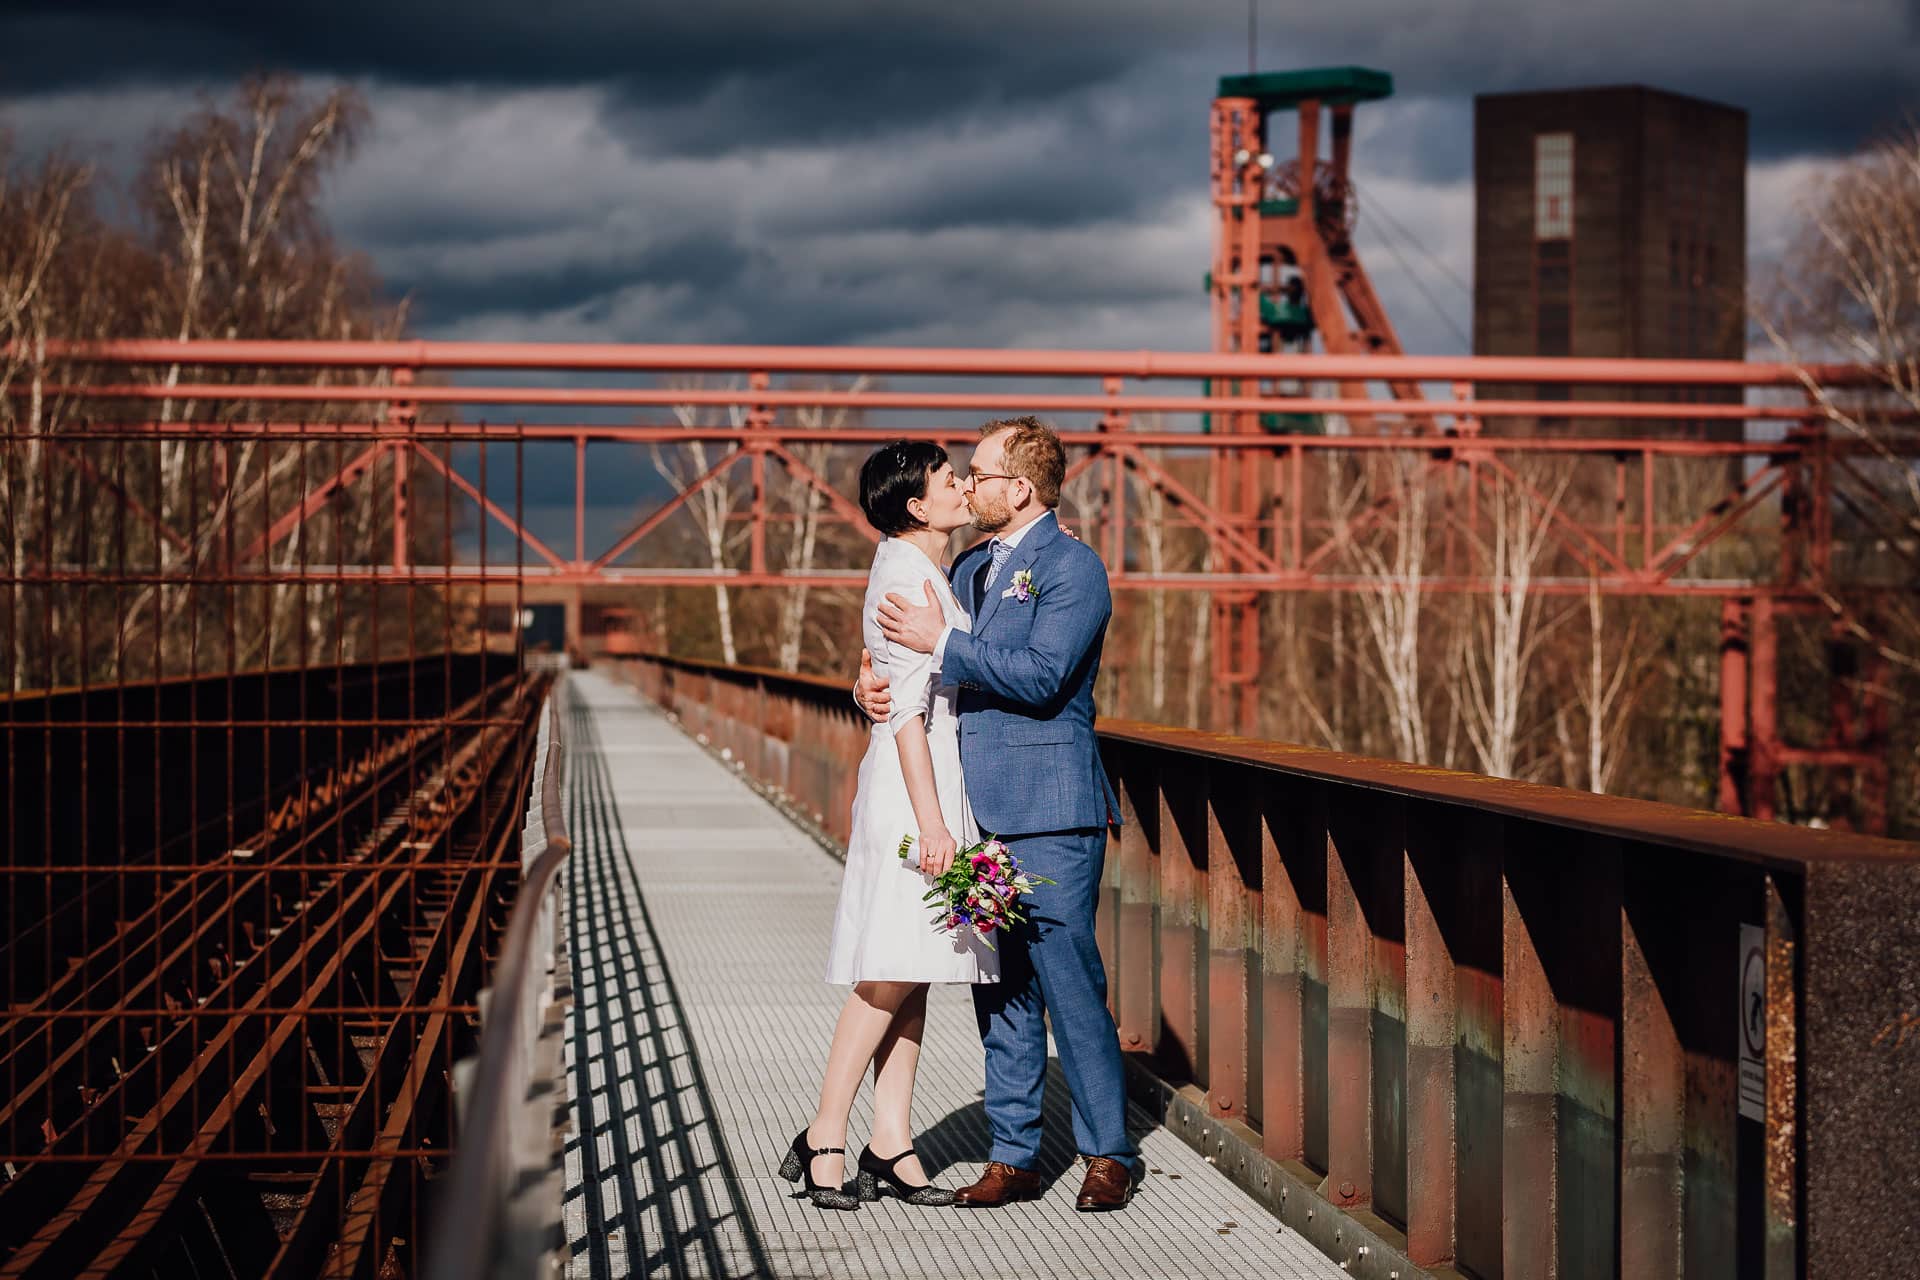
left=897, top=833, right=1052, bottom=950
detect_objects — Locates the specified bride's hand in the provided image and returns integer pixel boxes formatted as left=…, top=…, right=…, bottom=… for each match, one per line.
left=917, top=825, right=958, bottom=876
left=854, top=648, right=892, bottom=723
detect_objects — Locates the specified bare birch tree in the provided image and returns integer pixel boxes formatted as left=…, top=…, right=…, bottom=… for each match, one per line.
left=1566, top=582, right=1654, bottom=792
left=1339, top=451, right=1435, bottom=764
left=656, top=380, right=748, bottom=664
left=3, top=81, right=419, bottom=688
left=1765, top=123, right=1920, bottom=670
left=0, top=143, right=92, bottom=688
left=1757, top=123, right=1920, bottom=830
left=1454, top=460, right=1572, bottom=779
left=774, top=380, right=869, bottom=670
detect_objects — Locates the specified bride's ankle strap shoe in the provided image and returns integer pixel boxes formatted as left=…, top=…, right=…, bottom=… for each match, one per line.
left=855, top=1146, right=956, bottom=1207
left=778, top=1129, right=859, bottom=1210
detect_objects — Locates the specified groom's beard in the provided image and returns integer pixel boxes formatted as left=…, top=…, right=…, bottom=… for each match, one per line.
left=969, top=492, right=1013, bottom=533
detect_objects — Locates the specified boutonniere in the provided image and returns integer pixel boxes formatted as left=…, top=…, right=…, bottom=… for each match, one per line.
left=1009, top=568, right=1037, bottom=603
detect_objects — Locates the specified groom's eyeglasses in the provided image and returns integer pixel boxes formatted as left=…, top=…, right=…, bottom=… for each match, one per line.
left=962, top=469, right=1015, bottom=488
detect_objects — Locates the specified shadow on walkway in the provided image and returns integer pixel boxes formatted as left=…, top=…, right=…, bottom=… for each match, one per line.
left=562, top=695, right=772, bottom=1280
left=914, top=1058, right=1161, bottom=1186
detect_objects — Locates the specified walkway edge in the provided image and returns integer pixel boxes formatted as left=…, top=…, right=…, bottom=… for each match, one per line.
left=1125, top=1064, right=1452, bottom=1280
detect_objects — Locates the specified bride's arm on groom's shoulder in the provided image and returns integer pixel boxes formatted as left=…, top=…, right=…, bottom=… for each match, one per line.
left=939, top=551, right=1111, bottom=708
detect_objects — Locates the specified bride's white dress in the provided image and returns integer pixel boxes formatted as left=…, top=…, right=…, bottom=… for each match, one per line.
left=824, top=538, right=999, bottom=985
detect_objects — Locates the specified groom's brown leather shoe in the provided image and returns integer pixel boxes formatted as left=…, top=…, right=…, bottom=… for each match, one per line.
left=951, top=1161, right=1043, bottom=1207
left=1075, top=1156, right=1134, bottom=1211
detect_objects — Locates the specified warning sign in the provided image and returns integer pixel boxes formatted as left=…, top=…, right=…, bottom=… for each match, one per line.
left=1738, top=923, right=1765, bottom=1122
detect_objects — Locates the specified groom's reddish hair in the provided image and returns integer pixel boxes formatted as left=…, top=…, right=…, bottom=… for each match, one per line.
left=980, top=415, right=1066, bottom=509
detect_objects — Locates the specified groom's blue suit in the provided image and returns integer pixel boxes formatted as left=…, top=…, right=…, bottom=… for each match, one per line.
left=937, top=510, right=1136, bottom=1171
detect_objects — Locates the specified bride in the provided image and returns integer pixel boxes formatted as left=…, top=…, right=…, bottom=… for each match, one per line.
left=780, top=440, right=997, bottom=1211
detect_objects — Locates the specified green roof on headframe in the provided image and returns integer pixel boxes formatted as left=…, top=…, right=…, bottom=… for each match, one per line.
left=1216, top=67, right=1393, bottom=109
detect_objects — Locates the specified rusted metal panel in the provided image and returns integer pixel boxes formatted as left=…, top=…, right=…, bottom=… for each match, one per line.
left=1450, top=811, right=1506, bottom=1279
left=1106, top=744, right=1160, bottom=1058
left=1403, top=800, right=1459, bottom=1268
left=1324, top=798, right=1378, bottom=1213
left=1555, top=836, right=1621, bottom=1280
left=1367, top=800, right=1409, bottom=1232
left=1206, top=763, right=1263, bottom=1122
left=1157, top=756, right=1209, bottom=1085
left=1503, top=832, right=1558, bottom=1279
left=1261, top=776, right=1324, bottom=1167
left=1620, top=848, right=1685, bottom=1280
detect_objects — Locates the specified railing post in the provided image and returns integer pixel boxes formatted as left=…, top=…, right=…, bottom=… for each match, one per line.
left=1260, top=777, right=1320, bottom=1166
left=1157, top=755, right=1208, bottom=1083
left=1206, top=763, right=1259, bottom=1122
left=1404, top=800, right=1462, bottom=1268
left=1502, top=828, right=1623, bottom=1280
left=1324, top=795, right=1403, bottom=1216
left=1109, top=745, right=1159, bottom=1057
left=1503, top=829, right=1559, bottom=1278
left=1620, top=844, right=1685, bottom=1280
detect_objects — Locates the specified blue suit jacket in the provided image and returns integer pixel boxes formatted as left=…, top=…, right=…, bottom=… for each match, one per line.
left=942, top=512, right=1123, bottom=836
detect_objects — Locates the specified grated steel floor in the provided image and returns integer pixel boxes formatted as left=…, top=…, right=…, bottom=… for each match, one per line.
left=559, top=670, right=1344, bottom=1280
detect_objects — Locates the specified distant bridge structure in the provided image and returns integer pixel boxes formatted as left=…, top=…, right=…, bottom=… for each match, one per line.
left=9, top=337, right=1916, bottom=832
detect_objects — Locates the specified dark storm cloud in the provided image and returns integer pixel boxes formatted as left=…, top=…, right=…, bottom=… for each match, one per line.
left=0, top=2, right=1153, bottom=114
left=8, top=2, right=1914, bottom=155
left=3, top=1, right=1917, bottom=358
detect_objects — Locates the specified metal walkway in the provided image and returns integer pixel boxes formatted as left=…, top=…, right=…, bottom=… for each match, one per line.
left=556, top=670, right=1344, bottom=1280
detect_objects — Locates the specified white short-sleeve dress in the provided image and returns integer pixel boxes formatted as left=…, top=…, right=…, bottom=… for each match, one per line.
left=823, top=539, right=1000, bottom=985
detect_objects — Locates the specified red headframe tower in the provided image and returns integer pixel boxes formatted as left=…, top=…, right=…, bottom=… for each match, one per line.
left=1207, top=67, right=1418, bottom=730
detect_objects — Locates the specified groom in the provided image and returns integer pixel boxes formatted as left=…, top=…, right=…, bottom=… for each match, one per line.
left=855, top=416, right=1138, bottom=1211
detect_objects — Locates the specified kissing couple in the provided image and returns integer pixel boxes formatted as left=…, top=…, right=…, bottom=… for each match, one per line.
left=778, top=416, right=1140, bottom=1213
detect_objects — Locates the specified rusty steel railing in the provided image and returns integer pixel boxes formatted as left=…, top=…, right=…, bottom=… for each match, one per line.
left=615, top=651, right=1920, bottom=1280
left=424, top=685, right=571, bottom=1280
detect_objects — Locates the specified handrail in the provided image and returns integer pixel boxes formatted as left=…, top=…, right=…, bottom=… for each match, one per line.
left=617, top=651, right=1915, bottom=871
left=424, top=684, right=571, bottom=1280
left=14, top=336, right=1878, bottom=386
left=616, top=651, right=1920, bottom=1280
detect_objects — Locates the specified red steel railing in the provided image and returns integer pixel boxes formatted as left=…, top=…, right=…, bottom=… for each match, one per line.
left=615, top=651, right=1920, bottom=1280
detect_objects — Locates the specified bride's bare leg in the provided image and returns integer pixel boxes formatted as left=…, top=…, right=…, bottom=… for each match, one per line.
left=869, top=983, right=930, bottom=1184
left=809, top=980, right=916, bottom=1186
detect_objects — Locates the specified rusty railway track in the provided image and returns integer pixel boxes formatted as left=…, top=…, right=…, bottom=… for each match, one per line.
left=0, top=668, right=548, bottom=1279
left=0, top=676, right=519, bottom=1148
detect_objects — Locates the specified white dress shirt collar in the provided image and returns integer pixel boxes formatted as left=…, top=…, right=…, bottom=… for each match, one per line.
left=992, top=509, right=1054, bottom=551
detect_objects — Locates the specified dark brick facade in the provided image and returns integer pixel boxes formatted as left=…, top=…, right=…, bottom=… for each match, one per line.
left=1473, top=86, right=1748, bottom=436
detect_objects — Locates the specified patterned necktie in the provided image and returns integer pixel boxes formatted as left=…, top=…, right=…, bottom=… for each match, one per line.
left=984, top=537, right=1014, bottom=592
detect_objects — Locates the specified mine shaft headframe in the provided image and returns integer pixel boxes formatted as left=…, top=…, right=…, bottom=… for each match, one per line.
left=1210, top=66, right=1425, bottom=421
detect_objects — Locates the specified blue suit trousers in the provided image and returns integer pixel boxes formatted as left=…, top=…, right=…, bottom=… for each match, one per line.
left=971, top=827, right=1136, bottom=1170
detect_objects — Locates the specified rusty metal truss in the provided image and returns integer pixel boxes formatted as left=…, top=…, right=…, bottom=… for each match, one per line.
left=6, top=339, right=1915, bottom=834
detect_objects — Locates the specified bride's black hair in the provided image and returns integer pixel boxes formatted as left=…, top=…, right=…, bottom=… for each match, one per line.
left=859, top=439, right=949, bottom=536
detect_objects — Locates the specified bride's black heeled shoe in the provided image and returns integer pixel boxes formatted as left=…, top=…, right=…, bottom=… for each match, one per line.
left=855, top=1145, right=956, bottom=1207
left=779, top=1129, right=859, bottom=1210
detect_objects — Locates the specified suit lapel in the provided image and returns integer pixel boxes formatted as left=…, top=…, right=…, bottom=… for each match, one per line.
left=950, top=543, right=988, bottom=618
left=972, top=513, right=1059, bottom=634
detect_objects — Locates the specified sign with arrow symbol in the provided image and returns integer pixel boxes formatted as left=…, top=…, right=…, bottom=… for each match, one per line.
left=1738, top=923, right=1765, bottom=1122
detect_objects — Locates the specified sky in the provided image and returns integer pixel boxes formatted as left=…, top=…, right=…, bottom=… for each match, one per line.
left=4, top=0, right=1917, bottom=364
